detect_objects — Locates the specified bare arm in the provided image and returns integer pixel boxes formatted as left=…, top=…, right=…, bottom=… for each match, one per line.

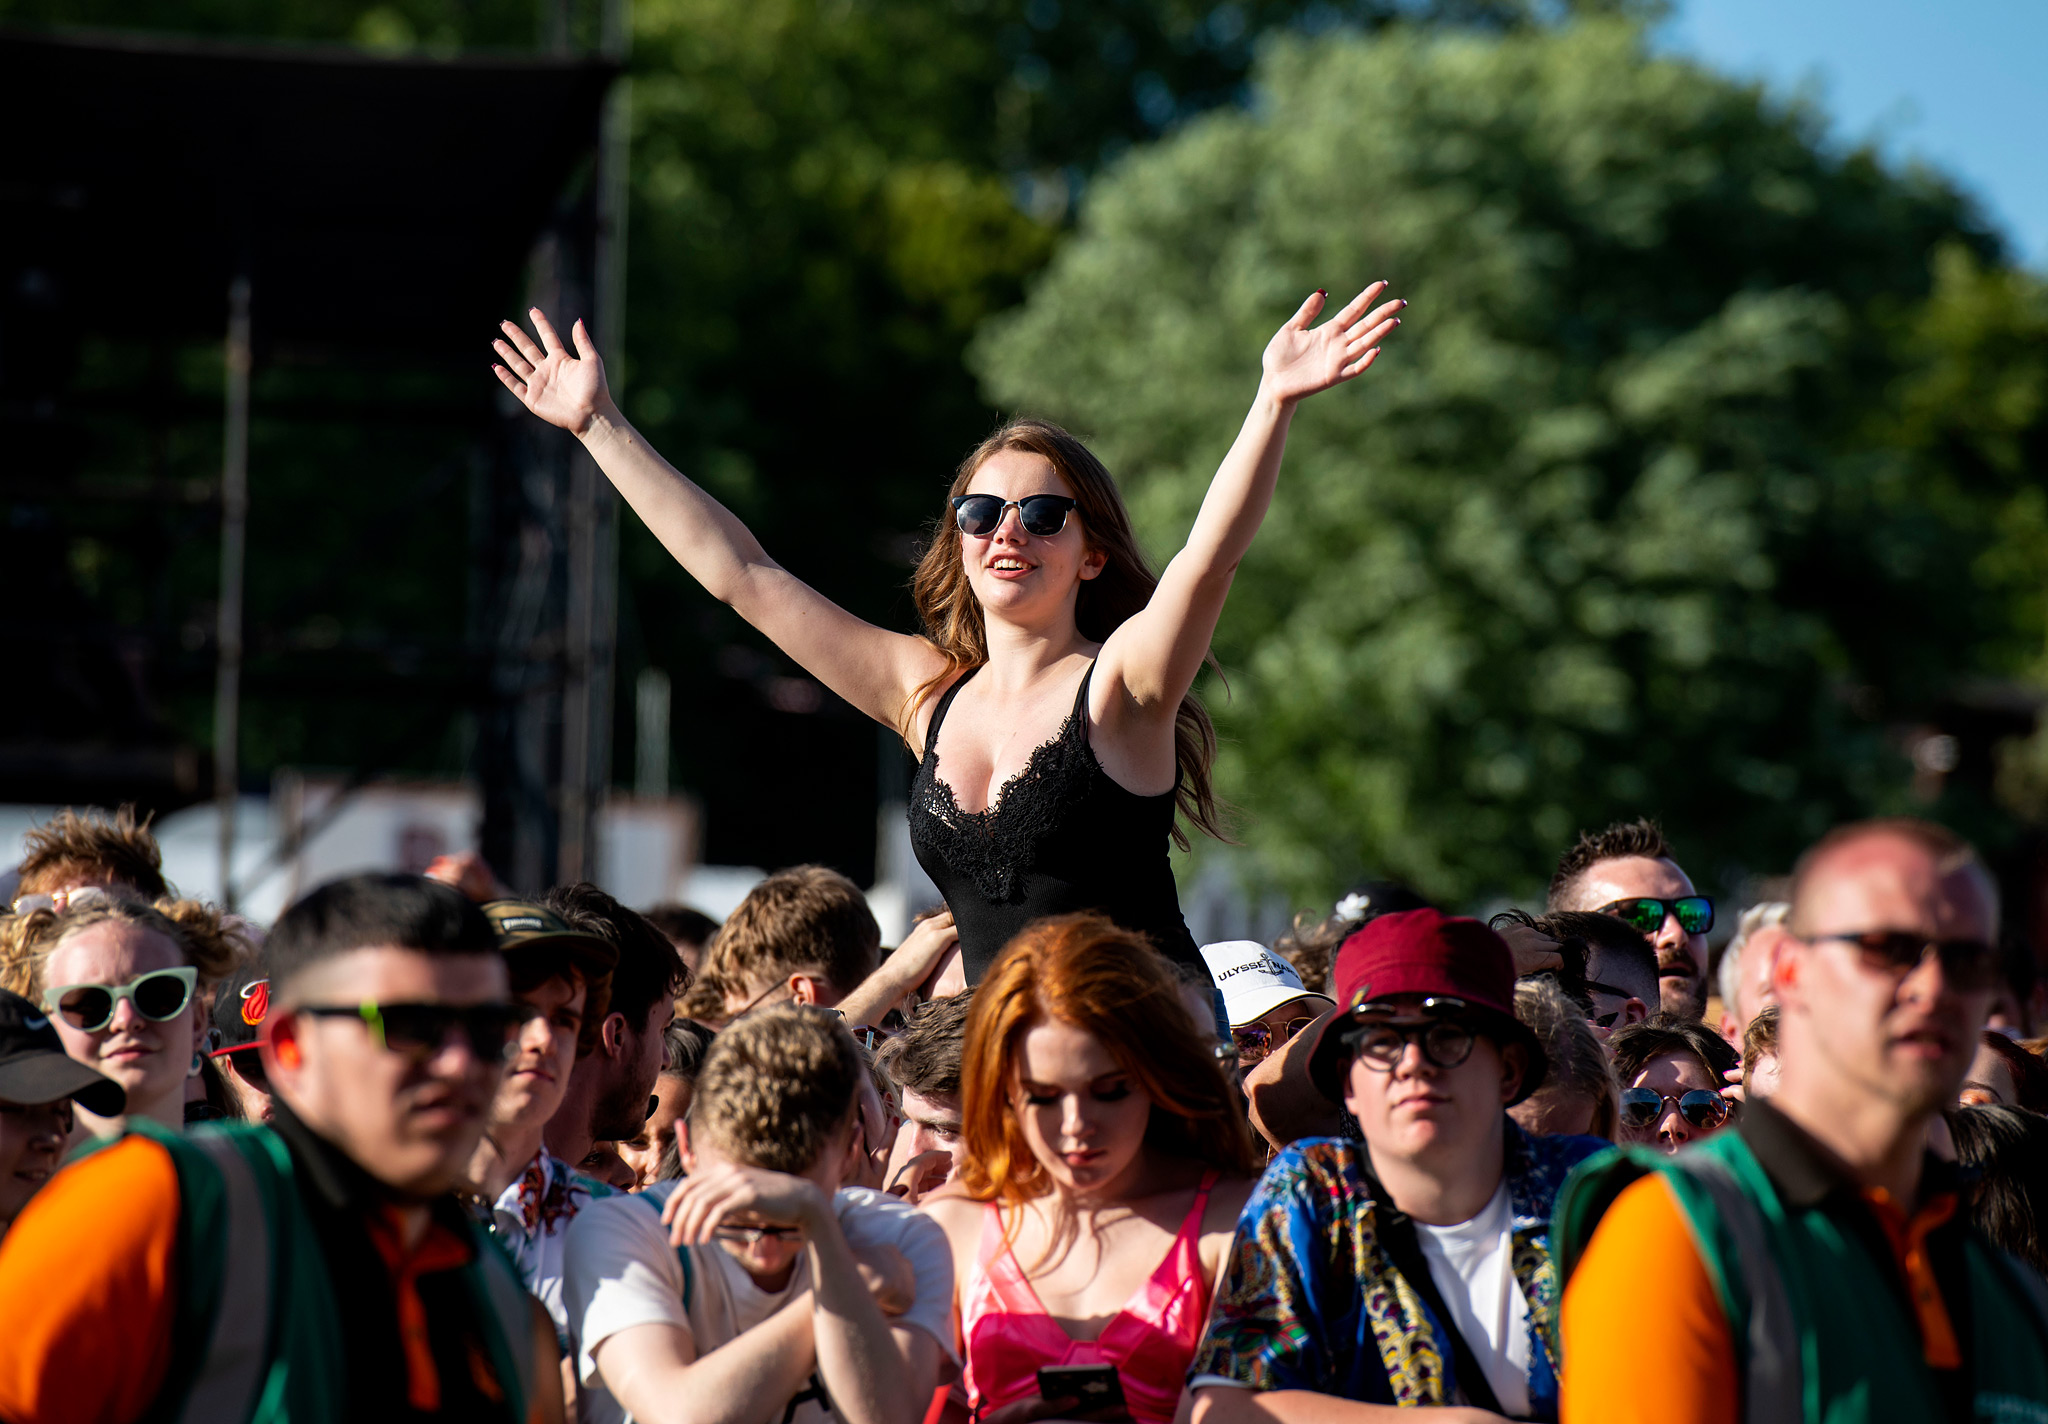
left=809, top=1218, right=945, bottom=1424
left=592, top=1302, right=820, bottom=1424
left=836, top=912, right=959, bottom=1028
left=527, top=1296, right=568, bottom=1424
left=1191, top=1387, right=1506, bottom=1424
left=1242, top=1006, right=1346, bottom=1150
left=493, top=311, right=947, bottom=735
left=1096, top=285, right=1403, bottom=722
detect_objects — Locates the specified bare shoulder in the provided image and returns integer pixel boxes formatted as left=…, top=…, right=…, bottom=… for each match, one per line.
left=1200, top=1173, right=1256, bottom=1239
left=914, top=1185, right=987, bottom=1241
left=1197, top=1173, right=1257, bottom=1278
left=1207, top=1173, right=1257, bottom=1223
left=903, top=651, right=970, bottom=757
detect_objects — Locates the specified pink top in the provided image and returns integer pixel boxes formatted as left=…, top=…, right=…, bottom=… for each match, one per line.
left=959, top=1172, right=1220, bottom=1424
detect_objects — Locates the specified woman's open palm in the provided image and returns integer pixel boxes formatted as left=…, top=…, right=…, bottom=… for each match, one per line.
left=492, top=308, right=609, bottom=435
left=1261, top=281, right=1404, bottom=405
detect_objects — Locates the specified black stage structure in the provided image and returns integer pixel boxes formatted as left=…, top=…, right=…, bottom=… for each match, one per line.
left=2, top=27, right=625, bottom=900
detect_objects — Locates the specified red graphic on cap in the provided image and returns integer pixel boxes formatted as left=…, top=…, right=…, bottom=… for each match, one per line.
left=240, top=979, right=270, bottom=1027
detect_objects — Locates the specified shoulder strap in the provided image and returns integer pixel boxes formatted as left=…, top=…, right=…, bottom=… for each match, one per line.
left=1071, top=660, right=1096, bottom=719
left=1667, top=1150, right=1803, bottom=1424
left=168, top=1127, right=277, bottom=1424
left=637, top=1182, right=695, bottom=1311
left=922, top=666, right=979, bottom=752
left=1373, top=1202, right=1506, bottom=1417
left=1180, top=1170, right=1221, bottom=1237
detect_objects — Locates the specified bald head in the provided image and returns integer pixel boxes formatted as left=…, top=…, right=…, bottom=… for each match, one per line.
left=1789, top=819, right=1998, bottom=945
left=1772, top=818, right=1999, bottom=1145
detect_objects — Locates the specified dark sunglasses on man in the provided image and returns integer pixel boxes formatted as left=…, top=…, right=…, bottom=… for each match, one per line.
left=1619, top=1087, right=1730, bottom=1132
left=951, top=493, right=1078, bottom=538
left=1806, top=930, right=2002, bottom=992
left=1600, top=896, right=1714, bottom=937
left=294, top=1000, right=536, bottom=1062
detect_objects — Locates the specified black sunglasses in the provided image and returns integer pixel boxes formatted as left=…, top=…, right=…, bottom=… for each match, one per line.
left=951, top=493, right=1078, bottom=538
left=1620, top=1088, right=1729, bottom=1132
left=1601, top=896, right=1714, bottom=937
left=297, top=1001, right=536, bottom=1061
left=1808, top=931, right=2002, bottom=992
left=1346, top=997, right=1478, bottom=1071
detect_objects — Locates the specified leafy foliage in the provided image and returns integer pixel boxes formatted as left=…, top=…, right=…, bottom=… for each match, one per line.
left=975, top=18, right=2044, bottom=903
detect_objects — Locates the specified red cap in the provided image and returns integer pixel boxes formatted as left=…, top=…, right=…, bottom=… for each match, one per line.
left=1331, top=908, right=1519, bottom=1017
left=1307, top=908, right=1545, bottom=1104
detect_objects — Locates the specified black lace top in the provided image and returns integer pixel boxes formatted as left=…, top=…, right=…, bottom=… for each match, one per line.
left=907, top=661, right=1200, bottom=983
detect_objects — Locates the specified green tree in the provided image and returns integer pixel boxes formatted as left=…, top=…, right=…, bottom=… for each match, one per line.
left=975, top=17, right=2040, bottom=905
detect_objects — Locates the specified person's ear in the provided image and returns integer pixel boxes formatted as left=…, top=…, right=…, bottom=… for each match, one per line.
left=1499, top=1042, right=1528, bottom=1106
left=1774, top=941, right=1804, bottom=1003
left=601, top=1011, right=628, bottom=1059
left=1623, top=998, right=1649, bottom=1029
left=789, top=974, right=820, bottom=1007
left=263, top=1012, right=305, bottom=1091
left=676, top=1117, right=697, bottom=1176
left=1078, top=545, right=1107, bottom=582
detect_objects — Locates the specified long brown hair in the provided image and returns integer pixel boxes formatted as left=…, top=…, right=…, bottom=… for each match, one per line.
left=908, top=418, right=1225, bottom=849
left=957, top=913, right=1260, bottom=1211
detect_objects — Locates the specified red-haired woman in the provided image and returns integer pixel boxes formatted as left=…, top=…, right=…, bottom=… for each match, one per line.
left=494, top=286, right=1404, bottom=980
left=921, top=915, right=1261, bottom=1424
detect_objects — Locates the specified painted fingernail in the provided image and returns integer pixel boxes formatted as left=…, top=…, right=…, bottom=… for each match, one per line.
left=1316, top=288, right=1327, bottom=297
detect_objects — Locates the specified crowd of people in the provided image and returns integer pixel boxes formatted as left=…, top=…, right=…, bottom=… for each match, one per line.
left=1, top=802, right=2044, bottom=1424
left=3, top=286, right=2045, bottom=1422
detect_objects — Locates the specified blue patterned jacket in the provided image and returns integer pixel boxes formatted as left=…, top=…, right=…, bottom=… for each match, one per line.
left=1187, top=1123, right=1604, bottom=1422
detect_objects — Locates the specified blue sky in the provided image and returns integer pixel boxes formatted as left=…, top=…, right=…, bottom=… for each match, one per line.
left=1657, top=0, right=2047, bottom=266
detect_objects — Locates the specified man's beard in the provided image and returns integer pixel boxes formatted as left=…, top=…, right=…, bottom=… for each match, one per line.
left=1659, top=956, right=1708, bottom=1020
left=592, top=1069, right=654, bottom=1143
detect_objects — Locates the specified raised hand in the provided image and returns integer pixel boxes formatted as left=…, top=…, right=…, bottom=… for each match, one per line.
left=659, top=1159, right=829, bottom=1247
left=1260, top=281, right=1405, bottom=406
left=492, top=307, right=611, bottom=436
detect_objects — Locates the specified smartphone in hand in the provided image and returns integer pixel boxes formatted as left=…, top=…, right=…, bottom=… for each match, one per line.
left=1036, top=1365, right=1125, bottom=1414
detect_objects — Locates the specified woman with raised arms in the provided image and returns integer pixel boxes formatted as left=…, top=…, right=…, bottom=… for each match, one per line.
left=494, top=282, right=1404, bottom=981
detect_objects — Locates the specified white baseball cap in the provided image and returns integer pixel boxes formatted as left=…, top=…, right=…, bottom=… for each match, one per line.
left=1198, top=940, right=1334, bottom=1028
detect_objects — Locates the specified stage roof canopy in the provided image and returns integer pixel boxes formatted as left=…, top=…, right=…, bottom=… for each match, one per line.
left=2, top=27, right=615, bottom=354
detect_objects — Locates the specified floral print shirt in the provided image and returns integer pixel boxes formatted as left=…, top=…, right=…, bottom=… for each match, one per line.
left=1187, top=1124, right=1603, bottom=1422
left=485, top=1148, right=612, bottom=1354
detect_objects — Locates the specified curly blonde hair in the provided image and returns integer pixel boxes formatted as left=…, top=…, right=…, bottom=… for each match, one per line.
left=0, top=897, right=238, bottom=1003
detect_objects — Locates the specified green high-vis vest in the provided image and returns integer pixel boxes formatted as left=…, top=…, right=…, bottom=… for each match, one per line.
left=114, top=1121, right=539, bottom=1424
left=1554, top=1131, right=2048, bottom=1424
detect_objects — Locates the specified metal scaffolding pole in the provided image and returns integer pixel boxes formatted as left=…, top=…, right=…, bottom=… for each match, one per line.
left=558, top=0, right=630, bottom=885
left=214, top=276, right=252, bottom=906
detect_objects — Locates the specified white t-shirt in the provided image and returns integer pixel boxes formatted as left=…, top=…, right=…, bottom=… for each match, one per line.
left=563, top=1184, right=958, bottom=1424
left=1412, top=1179, right=1530, bottom=1417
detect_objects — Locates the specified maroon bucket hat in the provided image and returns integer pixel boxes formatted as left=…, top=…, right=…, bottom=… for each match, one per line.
left=1304, top=907, right=1547, bottom=1106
